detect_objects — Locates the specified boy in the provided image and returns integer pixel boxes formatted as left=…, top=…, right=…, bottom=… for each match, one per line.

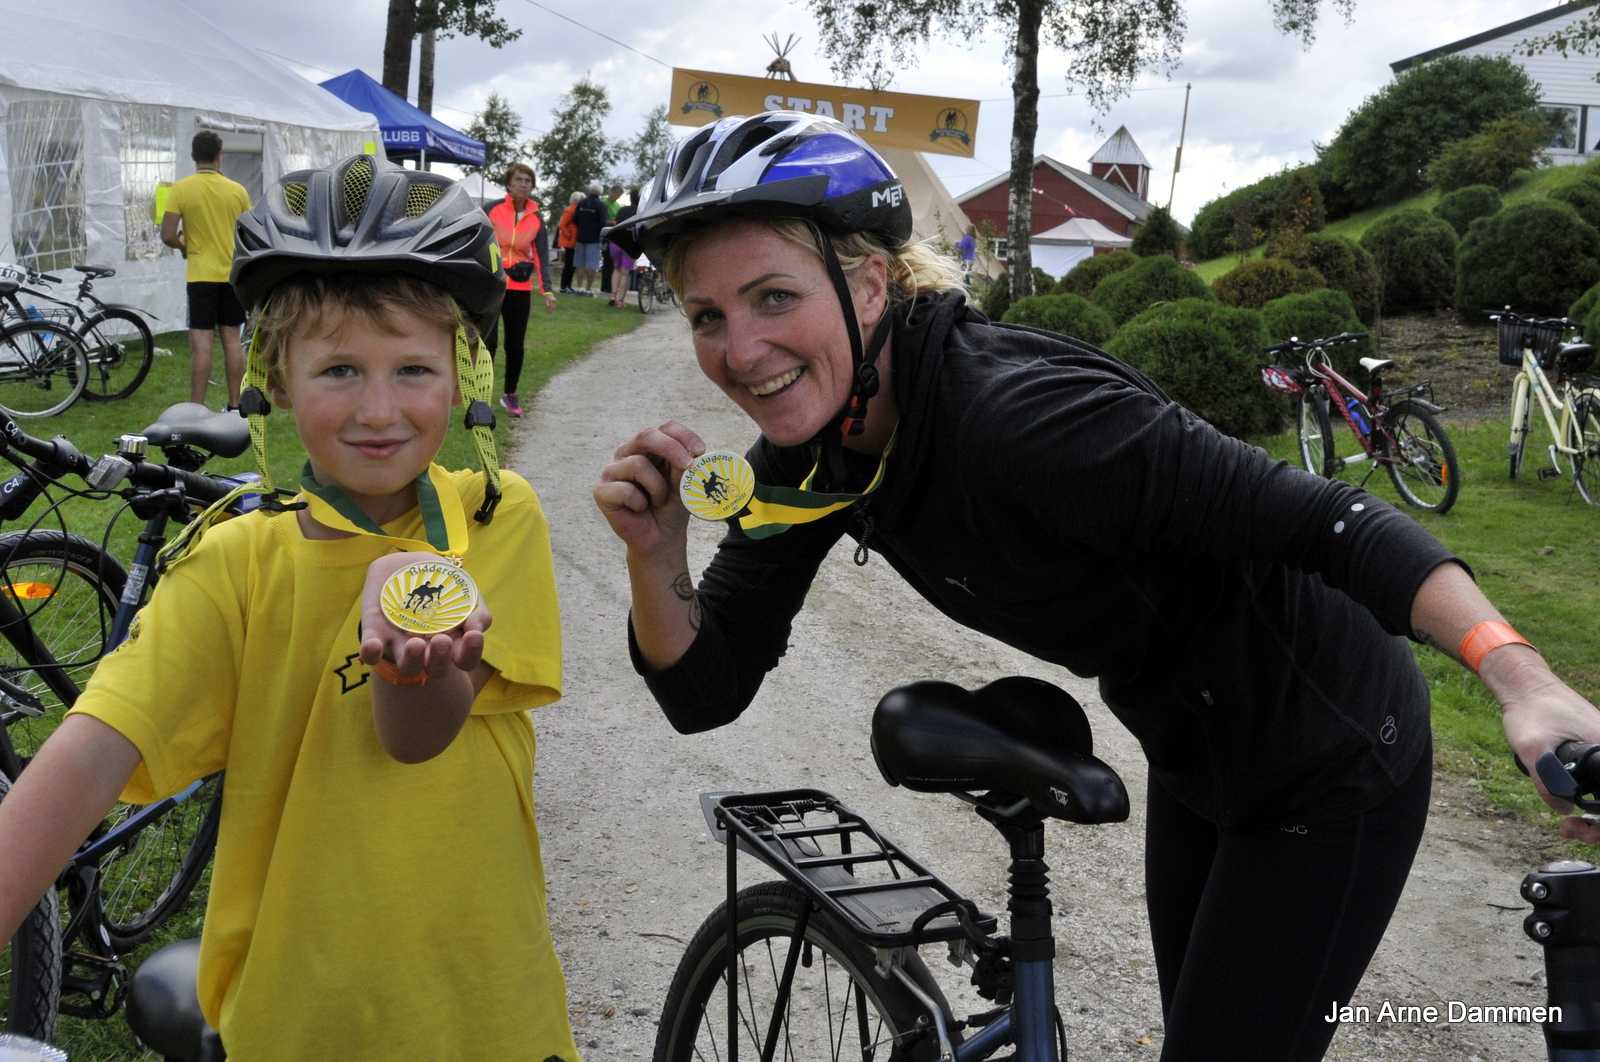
left=0, top=155, right=581, bottom=1061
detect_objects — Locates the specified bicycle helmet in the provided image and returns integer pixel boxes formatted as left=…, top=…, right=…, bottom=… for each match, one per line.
left=608, top=112, right=913, bottom=457
left=229, top=153, right=505, bottom=521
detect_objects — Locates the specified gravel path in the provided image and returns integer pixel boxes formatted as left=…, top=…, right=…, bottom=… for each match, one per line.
left=509, top=309, right=1553, bottom=1061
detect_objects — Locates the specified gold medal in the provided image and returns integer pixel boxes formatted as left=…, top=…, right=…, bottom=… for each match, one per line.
left=680, top=450, right=756, bottom=522
left=380, top=559, right=479, bottom=634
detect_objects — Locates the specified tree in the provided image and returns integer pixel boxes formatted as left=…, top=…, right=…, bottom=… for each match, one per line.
left=1130, top=204, right=1183, bottom=258
left=1267, top=167, right=1325, bottom=251
left=463, top=92, right=523, bottom=184
left=804, top=0, right=1352, bottom=304
left=383, top=0, right=521, bottom=107
left=626, top=105, right=675, bottom=187
left=528, top=77, right=623, bottom=210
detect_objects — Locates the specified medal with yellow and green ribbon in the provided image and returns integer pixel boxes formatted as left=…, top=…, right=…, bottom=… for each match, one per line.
left=299, top=461, right=479, bottom=634
left=679, top=438, right=893, bottom=540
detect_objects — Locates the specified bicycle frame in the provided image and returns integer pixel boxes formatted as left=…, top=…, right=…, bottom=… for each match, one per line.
left=1512, top=351, right=1588, bottom=458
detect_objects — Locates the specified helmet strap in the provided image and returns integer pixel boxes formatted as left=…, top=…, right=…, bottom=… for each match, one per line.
left=240, top=311, right=274, bottom=488
left=454, top=324, right=503, bottom=523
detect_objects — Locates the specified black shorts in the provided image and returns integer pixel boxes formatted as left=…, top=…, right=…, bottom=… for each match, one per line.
left=187, top=282, right=246, bottom=330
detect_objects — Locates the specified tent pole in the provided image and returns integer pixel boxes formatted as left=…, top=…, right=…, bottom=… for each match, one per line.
left=1167, top=83, right=1191, bottom=211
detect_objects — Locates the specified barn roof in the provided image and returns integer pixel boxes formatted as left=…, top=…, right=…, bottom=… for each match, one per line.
left=1089, top=126, right=1152, bottom=168
left=1391, top=0, right=1598, bottom=73
left=956, top=156, right=1185, bottom=232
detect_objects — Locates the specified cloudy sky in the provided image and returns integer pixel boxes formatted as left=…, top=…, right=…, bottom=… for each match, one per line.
left=188, top=0, right=1569, bottom=224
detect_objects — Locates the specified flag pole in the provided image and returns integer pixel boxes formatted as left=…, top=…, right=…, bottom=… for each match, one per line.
left=1167, top=83, right=1191, bottom=211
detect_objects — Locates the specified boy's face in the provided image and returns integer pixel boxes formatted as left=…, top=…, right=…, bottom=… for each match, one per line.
left=270, top=304, right=459, bottom=513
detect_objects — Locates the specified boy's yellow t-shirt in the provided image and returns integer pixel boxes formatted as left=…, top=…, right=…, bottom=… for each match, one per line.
left=163, top=169, right=251, bottom=283
left=68, top=469, right=581, bottom=1062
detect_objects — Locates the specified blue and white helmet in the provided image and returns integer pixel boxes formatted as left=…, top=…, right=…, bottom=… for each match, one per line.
left=607, top=112, right=913, bottom=260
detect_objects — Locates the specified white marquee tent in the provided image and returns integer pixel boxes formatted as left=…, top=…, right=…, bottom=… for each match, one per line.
left=1029, top=217, right=1133, bottom=278
left=0, top=0, right=380, bottom=329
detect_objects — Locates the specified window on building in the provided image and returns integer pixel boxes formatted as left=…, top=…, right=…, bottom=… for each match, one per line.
left=7, top=98, right=85, bottom=272
left=121, top=104, right=176, bottom=261
left=1542, top=104, right=1582, bottom=152
left=991, top=237, right=1008, bottom=262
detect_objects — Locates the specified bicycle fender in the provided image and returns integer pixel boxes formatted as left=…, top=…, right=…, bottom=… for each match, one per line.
left=97, top=302, right=161, bottom=322
left=1395, top=398, right=1445, bottom=414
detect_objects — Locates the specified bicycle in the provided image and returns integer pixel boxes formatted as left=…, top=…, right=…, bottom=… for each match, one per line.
left=0, top=265, right=156, bottom=403
left=1488, top=310, right=1600, bottom=503
left=654, top=675, right=1129, bottom=1062
left=638, top=262, right=676, bottom=315
left=0, top=279, right=91, bottom=420
left=0, top=404, right=275, bottom=1037
left=1260, top=332, right=1462, bottom=515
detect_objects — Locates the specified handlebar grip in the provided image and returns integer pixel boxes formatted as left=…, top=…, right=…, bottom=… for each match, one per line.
left=123, top=462, right=236, bottom=506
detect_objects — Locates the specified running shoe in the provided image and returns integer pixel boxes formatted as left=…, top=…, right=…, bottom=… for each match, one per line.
left=500, top=392, right=523, bottom=417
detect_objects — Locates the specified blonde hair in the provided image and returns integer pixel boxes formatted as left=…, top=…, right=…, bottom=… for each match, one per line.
left=663, top=218, right=966, bottom=305
left=253, top=273, right=476, bottom=385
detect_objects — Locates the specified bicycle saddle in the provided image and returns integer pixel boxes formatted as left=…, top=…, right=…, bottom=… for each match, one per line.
left=1359, top=357, right=1395, bottom=374
left=871, top=677, right=1129, bottom=825
left=140, top=402, right=251, bottom=459
left=72, top=264, right=115, bottom=278
left=0, top=280, right=19, bottom=297
left=124, top=938, right=226, bottom=1062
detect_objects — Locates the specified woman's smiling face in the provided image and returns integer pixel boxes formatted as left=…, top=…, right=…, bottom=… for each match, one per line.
left=679, top=220, right=887, bottom=447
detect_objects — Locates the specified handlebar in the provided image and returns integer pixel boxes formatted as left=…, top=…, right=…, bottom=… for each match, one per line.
left=1261, top=331, right=1370, bottom=355
left=1515, top=740, right=1600, bottom=809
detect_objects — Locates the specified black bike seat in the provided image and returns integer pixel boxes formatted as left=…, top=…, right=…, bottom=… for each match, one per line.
left=72, top=264, right=115, bottom=279
left=1359, top=357, right=1395, bottom=374
left=0, top=280, right=19, bottom=297
left=140, top=402, right=251, bottom=459
left=871, top=677, right=1129, bottom=825
left=124, top=938, right=226, bottom=1062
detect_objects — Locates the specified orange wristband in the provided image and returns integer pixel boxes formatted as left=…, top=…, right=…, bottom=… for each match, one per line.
left=371, top=658, right=427, bottom=686
left=1458, top=621, right=1534, bottom=674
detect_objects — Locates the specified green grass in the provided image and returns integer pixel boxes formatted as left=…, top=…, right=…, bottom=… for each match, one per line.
left=27, top=291, right=645, bottom=1060
left=1254, top=410, right=1600, bottom=825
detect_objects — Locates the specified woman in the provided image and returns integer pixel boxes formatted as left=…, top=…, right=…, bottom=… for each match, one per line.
left=594, top=113, right=1600, bottom=1061
left=485, top=162, right=557, bottom=417
left=606, top=188, right=639, bottom=308
left=558, top=190, right=581, bottom=295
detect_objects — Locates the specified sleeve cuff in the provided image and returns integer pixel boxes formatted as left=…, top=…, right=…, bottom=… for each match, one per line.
left=627, top=612, right=744, bottom=734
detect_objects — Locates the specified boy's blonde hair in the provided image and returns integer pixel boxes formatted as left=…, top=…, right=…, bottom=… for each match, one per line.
left=252, top=273, right=477, bottom=385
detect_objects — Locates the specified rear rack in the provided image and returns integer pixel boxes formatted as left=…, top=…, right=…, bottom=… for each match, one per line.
left=701, top=788, right=998, bottom=949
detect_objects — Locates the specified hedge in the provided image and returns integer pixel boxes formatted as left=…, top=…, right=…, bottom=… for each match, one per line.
left=1001, top=293, right=1117, bottom=347
left=1550, top=181, right=1600, bottom=233
left=1359, top=209, right=1458, bottom=313
left=1425, top=116, right=1551, bottom=192
left=1455, top=198, right=1600, bottom=319
left=1131, top=206, right=1185, bottom=258
left=1054, top=250, right=1138, bottom=298
left=1213, top=258, right=1325, bottom=311
left=981, top=267, right=1058, bottom=320
left=1570, top=281, right=1600, bottom=340
left=1273, top=234, right=1380, bottom=324
left=1260, top=288, right=1373, bottom=382
left=1090, top=254, right=1213, bottom=325
left=1432, top=184, right=1502, bottom=238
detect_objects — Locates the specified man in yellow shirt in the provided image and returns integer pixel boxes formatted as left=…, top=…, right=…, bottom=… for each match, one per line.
left=160, top=130, right=251, bottom=408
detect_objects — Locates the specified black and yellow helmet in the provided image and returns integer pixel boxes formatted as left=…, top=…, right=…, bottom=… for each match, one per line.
left=232, top=153, right=504, bottom=337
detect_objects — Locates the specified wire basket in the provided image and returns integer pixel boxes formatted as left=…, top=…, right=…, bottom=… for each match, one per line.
left=1498, top=318, right=1566, bottom=368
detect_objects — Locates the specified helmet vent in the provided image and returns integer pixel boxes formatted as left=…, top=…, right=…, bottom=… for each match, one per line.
left=705, top=124, right=777, bottom=186
left=404, top=183, right=443, bottom=219
left=283, top=182, right=308, bottom=217
left=342, top=156, right=375, bottom=226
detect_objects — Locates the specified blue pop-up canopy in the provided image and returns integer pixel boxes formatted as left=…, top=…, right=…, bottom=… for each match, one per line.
left=318, top=68, right=485, bottom=167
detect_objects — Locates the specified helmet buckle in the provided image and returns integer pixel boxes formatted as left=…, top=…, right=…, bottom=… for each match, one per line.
left=237, top=387, right=271, bottom=417
left=474, top=481, right=502, bottom=524
left=464, top=399, right=496, bottom=431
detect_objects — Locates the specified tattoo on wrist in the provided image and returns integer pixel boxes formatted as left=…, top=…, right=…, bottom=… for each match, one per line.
left=670, top=572, right=703, bottom=632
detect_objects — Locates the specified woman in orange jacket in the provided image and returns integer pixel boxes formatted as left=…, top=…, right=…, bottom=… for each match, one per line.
left=486, top=162, right=557, bottom=417
left=557, top=190, right=581, bottom=294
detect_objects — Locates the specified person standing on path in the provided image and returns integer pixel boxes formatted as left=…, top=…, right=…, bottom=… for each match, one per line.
left=599, top=184, right=624, bottom=297
left=573, top=184, right=607, bottom=297
left=486, top=162, right=557, bottom=418
left=557, top=191, right=581, bottom=295
left=594, top=112, right=1600, bottom=1062
left=606, top=188, right=639, bottom=308
left=160, top=130, right=251, bottom=408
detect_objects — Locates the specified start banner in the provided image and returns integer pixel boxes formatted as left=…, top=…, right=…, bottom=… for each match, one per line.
left=668, top=68, right=981, bottom=158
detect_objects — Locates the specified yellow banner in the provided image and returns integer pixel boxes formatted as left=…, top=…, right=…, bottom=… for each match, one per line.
left=669, top=68, right=981, bottom=159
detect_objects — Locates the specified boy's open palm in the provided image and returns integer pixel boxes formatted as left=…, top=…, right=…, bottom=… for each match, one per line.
left=359, top=551, right=493, bottom=681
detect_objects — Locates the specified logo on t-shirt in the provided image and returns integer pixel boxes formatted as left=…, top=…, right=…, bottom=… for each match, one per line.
left=333, top=652, right=369, bottom=695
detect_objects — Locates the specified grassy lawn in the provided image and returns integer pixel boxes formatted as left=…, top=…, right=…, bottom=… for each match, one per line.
left=29, top=291, right=645, bottom=1060
left=1254, top=411, right=1600, bottom=826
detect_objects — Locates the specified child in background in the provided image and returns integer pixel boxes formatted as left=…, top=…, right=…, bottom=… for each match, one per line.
left=0, top=155, right=581, bottom=1061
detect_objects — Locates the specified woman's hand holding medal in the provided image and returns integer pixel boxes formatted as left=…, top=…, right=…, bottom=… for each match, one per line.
left=594, top=420, right=707, bottom=557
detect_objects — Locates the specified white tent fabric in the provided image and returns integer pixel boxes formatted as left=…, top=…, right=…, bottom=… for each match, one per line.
left=878, top=148, right=972, bottom=245
left=0, top=0, right=379, bottom=334
left=1030, top=217, right=1132, bottom=278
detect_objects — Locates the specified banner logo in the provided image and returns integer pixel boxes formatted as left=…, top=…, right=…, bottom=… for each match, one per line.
left=930, top=108, right=971, bottom=147
left=682, top=81, right=723, bottom=118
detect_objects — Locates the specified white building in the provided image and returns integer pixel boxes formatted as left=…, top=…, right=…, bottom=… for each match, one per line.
left=1391, top=0, right=1600, bottom=164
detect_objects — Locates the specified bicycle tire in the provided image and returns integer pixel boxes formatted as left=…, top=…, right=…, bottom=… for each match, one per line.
left=640, top=275, right=656, bottom=315
left=0, top=531, right=126, bottom=761
left=0, top=320, right=89, bottom=419
left=1, top=772, right=61, bottom=1040
left=654, top=880, right=949, bottom=1062
left=1509, top=376, right=1530, bottom=480
left=99, top=772, right=222, bottom=952
left=1297, top=388, right=1335, bottom=477
left=77, top=307, right=154, bottom=402
left=1569, top=391, right=1600, bottom=505
left=1383, top=402, right=1461, bottom=515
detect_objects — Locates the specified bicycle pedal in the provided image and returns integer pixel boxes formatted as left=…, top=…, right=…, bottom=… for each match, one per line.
left=59, top=950, right=128, bottom=1020
left=1539, top=466, right=1563, bottom=482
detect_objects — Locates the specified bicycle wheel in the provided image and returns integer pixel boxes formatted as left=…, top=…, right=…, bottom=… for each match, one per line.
left=1, top=772, right=61, bottom=1039
left=99, top=772, right=222, bottom=951
left=654, top=880, right=947, bottom=1062
left=77, top=307, right=154, bottom=401
left=1568, top=391, right=1600, bottom=505
left=1297, top=388, right=1335, bottom=477
left=1383, top=401, right=1461, bottom=515
left=0, top=531, right=126, bottom=761
left=1509, top=375, right=1530, bottom=480
left=0, top=321, right=89, bottom=418
left=640, top=272, right=657, bottom=315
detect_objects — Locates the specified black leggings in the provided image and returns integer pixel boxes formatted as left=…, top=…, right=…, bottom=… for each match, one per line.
left=485, top=288, right=530, bottom=394
left=1144, top=746, right=1430, bottom=1061
left=560, top=249, right=576, bottom=291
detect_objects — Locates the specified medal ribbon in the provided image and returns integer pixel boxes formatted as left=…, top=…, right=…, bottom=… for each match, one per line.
left=298, top=460, right=469, bottom=558
left=736, top=435, right=894, bottom=540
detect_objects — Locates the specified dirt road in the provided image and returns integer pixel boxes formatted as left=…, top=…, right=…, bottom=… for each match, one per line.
left=509, top=308, right=1555, bottom=1060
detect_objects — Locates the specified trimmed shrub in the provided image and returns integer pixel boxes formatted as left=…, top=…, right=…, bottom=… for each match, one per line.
left=1551, top=181, right=1600, bottom=232
left=1456, top=198, right=1600, bottom=319
left=1054, top=250, right=1139, bottom=298
left=1269, top=167, right=1326, bottom=242
left=1432, top=184, right=1502, bottom=237
left=1260, top=289, right=1374, bottom=382
left=1359, top=209, right=1458, bottom=313
left=1131, top=205, right=1184, bottom=258
left=980, top=274, right=1011, bottom=320
left=1106, top=299, right=1282, bottom=439
left=1090, top=254, right=1213, bottom=325
left=1188, top=168, right=1298, bottom=260
left=1273, top=234, right=1380, bottom=324
left=1426, top=116, right=1551, bottom=192
left=1213, top=258, right=1326, bottom=311
left=1570, top=281, right=1600, bottom=340
left=1001, top=293, right=1117, bottom=347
